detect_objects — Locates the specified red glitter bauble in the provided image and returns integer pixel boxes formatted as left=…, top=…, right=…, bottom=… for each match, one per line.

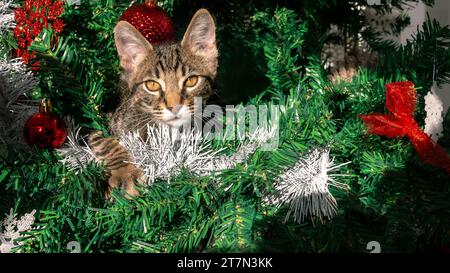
left=25, top=99, right=67, bottom=149
left=120, top=0, right=176, bottom=45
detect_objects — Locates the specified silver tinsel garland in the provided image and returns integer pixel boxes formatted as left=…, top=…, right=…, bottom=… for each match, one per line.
left=58, top=119, right=97, bottom=173
left=58, top=124, right=278, bottom=185
left=59, top=123, right=351, bottom=223
left=58, top=120, right=352, bottom=223
left=0, top=0, right=15, bottom=33
left=0, top=58, right=38, bottom=144
left=0, top=0, right=15, bottom=57
left=267, top=148, right=351, bottom=223
left=0, top=1, right=38, bottom=144
left=120, top=125, right=220, bottom=184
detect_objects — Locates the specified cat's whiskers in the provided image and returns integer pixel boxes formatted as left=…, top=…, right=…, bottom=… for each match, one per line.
left=119, top=96, right=140, bottom=108
left=134, top=116, right=154, bottom=134
left=118, top=111, right=154, bottom=129
left=132, top=118, right=151, bottom=132
left=137, top=117, right=159, bottom=134
left=120, top=113, right=151, bottom=128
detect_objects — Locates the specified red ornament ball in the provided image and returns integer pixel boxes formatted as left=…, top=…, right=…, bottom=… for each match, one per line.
left=25, top=101, right=67, bottom=149
left=120, top=1, right=176, bottom=45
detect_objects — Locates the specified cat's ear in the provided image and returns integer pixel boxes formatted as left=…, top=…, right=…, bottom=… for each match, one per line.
left=181, top=9, right=218, bottom=73
left=114, top=21, right=153, bottom=71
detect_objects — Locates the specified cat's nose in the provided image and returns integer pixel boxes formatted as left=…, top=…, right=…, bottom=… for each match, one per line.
left=167, top=105, right=182, bottom=115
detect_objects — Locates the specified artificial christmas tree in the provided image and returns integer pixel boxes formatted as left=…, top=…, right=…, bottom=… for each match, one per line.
left=0, top=0, right=449, bottom=254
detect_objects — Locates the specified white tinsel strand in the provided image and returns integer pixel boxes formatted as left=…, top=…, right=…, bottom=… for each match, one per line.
left=267, top=148, right=351, bottom=223
left=0, top=58, right=38, bottom=144
left=120, top=125, right=222, bottom=184
left=58, top=121, right=277, bottom=184
left=0, top=0, right=14, bottom=58
left=120, top=124, right=277, bottom=184
left=0, top=0, right=15, bottom=33
left=58, top=119, right=97, bottom=173
left=424, top=84, right=445, bottom=142
left=0, top=209, right=36, bottom=253
left=0, top=59, right=37, bottom=107
left=198, top=126, right=278, bottom=174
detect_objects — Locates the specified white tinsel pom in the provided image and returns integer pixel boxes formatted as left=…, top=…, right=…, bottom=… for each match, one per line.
left=0, top=59, right=37, bottom=106
left=0, top=209, right=36, bottom=253
left=58, top=118, right=97, bottom=173
left=0, top=0, right=15, bottom=33
left=424, top=84, right=445, bottom=142
left=267, top=148, right=350, bottom=223
left=0, top=58, right=38, bottom=144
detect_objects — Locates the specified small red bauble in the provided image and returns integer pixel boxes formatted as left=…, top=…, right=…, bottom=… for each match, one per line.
left=120, top=0, right=176, bottom=45
left=25, top=99, right=67, bottom=149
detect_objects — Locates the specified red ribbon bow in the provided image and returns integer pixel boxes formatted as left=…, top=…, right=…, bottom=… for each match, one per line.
left=360, top=81, right=450, bottom=173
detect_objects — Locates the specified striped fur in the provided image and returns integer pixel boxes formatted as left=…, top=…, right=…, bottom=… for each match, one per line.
left=88, top=131, right=143, bottom=198
left=88, top=131, right=130, bottom=171
left=89, top=9, right=218, bottom=198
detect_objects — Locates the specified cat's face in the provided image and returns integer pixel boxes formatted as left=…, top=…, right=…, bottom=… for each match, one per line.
left=114, top=9, right=218, bottom=128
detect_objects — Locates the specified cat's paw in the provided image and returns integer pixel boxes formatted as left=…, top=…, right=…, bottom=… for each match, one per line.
left=88, top=131, right=144, bottom=199
left=107, top=163, right=145, bottom=199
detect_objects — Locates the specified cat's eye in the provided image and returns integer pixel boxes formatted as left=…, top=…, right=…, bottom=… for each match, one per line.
left=185, top=76, right=199, bottom=88
left=145, top=81, right=161, bottom=92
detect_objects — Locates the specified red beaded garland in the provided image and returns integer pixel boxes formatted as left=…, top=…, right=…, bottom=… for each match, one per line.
left=120, top=0, right=176, bottom=45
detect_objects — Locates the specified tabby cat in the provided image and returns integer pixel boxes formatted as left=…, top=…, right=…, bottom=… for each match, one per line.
left=88, top=9, right=218, bottom=198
